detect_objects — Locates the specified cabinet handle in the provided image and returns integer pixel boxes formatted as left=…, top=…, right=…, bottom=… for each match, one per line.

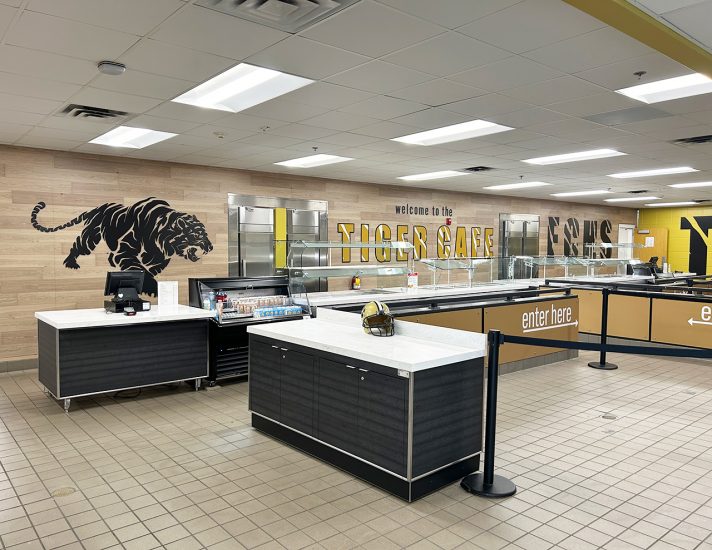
left=358, top=368, right=368, bottom=373
left=345, top=365, right=356, bottom=369
left=271, top=345, right=279, bottom=349
left=280, top=348, right=288, bottom=351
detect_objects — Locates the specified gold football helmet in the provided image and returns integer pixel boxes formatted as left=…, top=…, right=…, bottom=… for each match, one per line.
left=361, top=300, right=395, bottom=337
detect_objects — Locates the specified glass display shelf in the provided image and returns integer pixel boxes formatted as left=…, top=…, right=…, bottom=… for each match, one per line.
left=290, top=264, right=410, bottom=279
left=416, top=257, right=495, bottom=288
left=289, top=240, right=414, bottom=250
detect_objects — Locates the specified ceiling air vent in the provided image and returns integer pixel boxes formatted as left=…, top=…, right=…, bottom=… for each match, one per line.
left=195, top=0, right=361, bottom=33
left=464, top=166, right=495, bottom=172
left=57, top=104, right=129, bottom=123
left=672, top=134, right=712, bottom=145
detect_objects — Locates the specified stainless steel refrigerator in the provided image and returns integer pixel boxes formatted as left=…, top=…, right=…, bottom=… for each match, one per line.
left=228, top=195, right=328, bottom=291
left=498, top=214, right=540, bottom=279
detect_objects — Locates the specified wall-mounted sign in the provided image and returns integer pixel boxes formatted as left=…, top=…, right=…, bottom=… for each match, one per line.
left=547, top=216, right=613, bottom=257
left=394, top=204, right=454, bottom=217
left=336, top=222, right=494, bottom=262
left=30, top=198, right=213, bottom=296
left=521, top=303, right=578, bottom=333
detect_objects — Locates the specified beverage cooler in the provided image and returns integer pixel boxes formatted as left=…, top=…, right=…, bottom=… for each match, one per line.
left=188, top=276, right=303, bottom=385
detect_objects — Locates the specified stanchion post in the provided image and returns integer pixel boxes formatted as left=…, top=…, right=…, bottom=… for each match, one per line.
left=588, top=287, right=618, bottom=370
left=461, top=329, right=516, bottom=498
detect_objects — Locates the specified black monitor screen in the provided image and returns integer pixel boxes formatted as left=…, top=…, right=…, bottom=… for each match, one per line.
left=104, top=271, right=145, bottom=297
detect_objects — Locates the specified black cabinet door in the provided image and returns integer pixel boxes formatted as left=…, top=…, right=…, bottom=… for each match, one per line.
left=280, top=348, right=315, bottom=435
left=249, top=340, right=281, bottom=421
left=357, top=369, right=408, bottom=476
left=316, top=358, right=359, bottom=454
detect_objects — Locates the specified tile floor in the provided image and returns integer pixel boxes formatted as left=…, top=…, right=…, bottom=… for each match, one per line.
left=1, top=351, right=712, bottom=549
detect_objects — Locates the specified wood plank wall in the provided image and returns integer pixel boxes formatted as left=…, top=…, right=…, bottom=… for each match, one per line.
left=0, top=145, right=636, bottom=365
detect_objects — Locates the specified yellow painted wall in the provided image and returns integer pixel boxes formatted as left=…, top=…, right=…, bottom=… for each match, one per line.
left=639, top=206, right=712, bottom=274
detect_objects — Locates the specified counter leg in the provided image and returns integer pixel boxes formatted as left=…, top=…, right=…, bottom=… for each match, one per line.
left=194, top=379, right=201, bottom=391
left=63, top=398, right=71, bottom=413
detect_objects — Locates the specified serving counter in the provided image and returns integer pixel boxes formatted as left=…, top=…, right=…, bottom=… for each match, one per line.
left=247, top=309, right=486, bottom=501
left=35, top=305, right=212, bottom=411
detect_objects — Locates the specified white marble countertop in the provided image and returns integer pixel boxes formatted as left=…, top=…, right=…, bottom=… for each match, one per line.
left=297, top=282, right=535, bottom=307
left=247, top=309, right=486, bottom=372
left=35, top=305, right=213, bottom=330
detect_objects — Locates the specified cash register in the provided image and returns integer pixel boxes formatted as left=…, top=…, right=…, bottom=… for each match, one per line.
left=104, top=270, right=152, bottom=314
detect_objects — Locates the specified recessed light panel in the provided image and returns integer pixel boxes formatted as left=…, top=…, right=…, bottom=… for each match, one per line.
left=392, top=120, right=513, bottom=146
left=645, top=201, right=698, bottom=207
left=89, top=126, right=177, bottom=148
left=608, top=166, right=698, bottom=178
left=483, top=181, right=552, bottom=190
left=274, top=154, right=353, bottom=168
left=551, top=190, right=611, bottom=197
left=604, top=196, right=660, bottom=202
left=669, top=181, right=712, bottom=189
left=172, top=63, right=313, bottom=113
left=616, top=73, right=712, bottom=104
left=398, top=171, right=466, bottom=182
left=523, top=149, right=625, bottom=165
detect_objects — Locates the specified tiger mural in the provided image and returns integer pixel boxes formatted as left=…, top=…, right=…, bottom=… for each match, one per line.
left=31, top=197, right=213, bottom=296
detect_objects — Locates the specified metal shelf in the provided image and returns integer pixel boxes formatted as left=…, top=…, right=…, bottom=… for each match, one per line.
left=420, top=257, right=493, bottom=270
left=289, top=240, right=414, bottom=250
left=290, top=264, right=410, bottom=279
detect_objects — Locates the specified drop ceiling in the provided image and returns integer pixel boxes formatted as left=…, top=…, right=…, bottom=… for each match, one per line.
left=1, top=0, right=712, bottom=206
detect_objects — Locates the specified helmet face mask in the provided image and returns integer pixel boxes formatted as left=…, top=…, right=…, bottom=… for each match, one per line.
left=361, top=301, right=395, bottom=337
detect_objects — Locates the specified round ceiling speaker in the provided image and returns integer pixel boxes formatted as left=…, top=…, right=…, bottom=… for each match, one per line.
left=97, top=61, right=126, bottom=76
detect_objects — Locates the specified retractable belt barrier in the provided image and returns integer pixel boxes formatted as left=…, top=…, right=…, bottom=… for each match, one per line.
left=461, top=327, right=712, bottom=499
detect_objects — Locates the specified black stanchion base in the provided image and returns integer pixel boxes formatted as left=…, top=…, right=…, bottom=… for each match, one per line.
left=461, top=473, right=516, bottom=498
left=588, top=361, right=618, bottom=370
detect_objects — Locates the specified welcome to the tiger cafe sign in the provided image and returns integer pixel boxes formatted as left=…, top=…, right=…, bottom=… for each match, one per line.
left=335, top=203, right=495, bottom=263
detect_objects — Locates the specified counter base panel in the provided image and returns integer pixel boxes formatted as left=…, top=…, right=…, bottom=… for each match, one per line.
left=252, top=414, right=479, bottom=502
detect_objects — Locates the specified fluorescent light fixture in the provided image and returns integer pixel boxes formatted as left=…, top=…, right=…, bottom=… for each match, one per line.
left=172, top=63, right=313, bottom=113
left=391, top=119, right=513, bottom=146
left=89, top=126, right=177, bottom=148
left=645, top=201, right=698, bottom=207
left=274, top=154, right=353, bottom=168
left=551, top=190, right=611, bottom=197
left=669, top=181, right=712, bottom=189
left=608, top=166, right=698, bottom=178
left=483, top=181, right=552, bottom=191
left=604, top=196, right=660, bottom=202
left=398, top=170, right=466, bottom=182
left=616, top=73, right=712, bottom=104
left=522, top=148, right=626, bottom=165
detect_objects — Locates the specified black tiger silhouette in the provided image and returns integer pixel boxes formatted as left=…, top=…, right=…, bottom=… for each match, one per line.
left=31, top=198, right=213, bottom=296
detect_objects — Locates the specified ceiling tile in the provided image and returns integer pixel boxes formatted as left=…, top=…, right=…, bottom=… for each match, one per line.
left=634, top=0, right=708, bottom=14
left=450, top=56, right=563, bottom=92
left=0, top=91, right=62, bottom=114
left=443, top=93, right=530, bottom=118
left=301, top=0, right=443, bottom=58
left=69, top=88, right=162, bottom=114
left=151, top=5, right=287, bottom=59
left=238, top=134, right=304, bottom=149
left=500, top=76, right=606, bottom=106
left=91, top=70, right=194, bottom=101
left=267, top=124, right=337, bottom=141
left=458, top=0, right=604, bottom=54
left=382, top=32, right=510, bottom=77
left=16, top=134, right=84, bottom=150
left=5, top=11, right=139, bottom=60
left=548, top=92, right=642, bottom=118
left=388, top=79, right=486, bottom=107
left=241, top=98, right=328, bottom=123
left=353, top=120, right=421, bottom=139
left=376, top=0, right=522, bottom=28
left=246, top=36, right=370, bottom=80
left=575, top=52, right=691, bottom=90
left=488, top=107, right=569, bottom=128
left=0, top=4, right=15, bottom=35
left=184, top=124, right=255, bottom=142
left=326, top=60, right=434, bottom=94
left=124, top=114, right=200, bottom=134
left=145, top=102, right=226, bottom=124
left=0, top=72, right=81, bottom=101
left=0, top=45, right=96, bottom=85
left=213, top=113, right=290, bottom=132
left=524, top=27, right=654, bottom=74
left=338, top=95, right=426, bottom=120
left=0, top=108, right=44, bottom=125
left=302, top=110, right=381, bottom=132
left=25, top=0, right=183, bottom=35
left=118, top=39, right=236, bottom=83
left=0, top=0, right=22, bottom=6
left=661, top=1, right=712, bottom=49
left=390, top=108, right=471, bottom=130
left=316, top=132, right=381, bottom=146
left=285, top=82, right=373, bottom=110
